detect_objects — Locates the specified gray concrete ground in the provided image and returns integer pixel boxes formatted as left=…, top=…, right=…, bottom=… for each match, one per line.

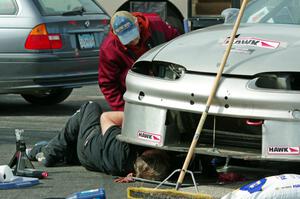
left=0, top=129, right=131, bottom=199
left=0, top=86, right=142, bottom=199
left=1, top=85, right=299, bottom=199
left=0, top=85, right=239, bottom=199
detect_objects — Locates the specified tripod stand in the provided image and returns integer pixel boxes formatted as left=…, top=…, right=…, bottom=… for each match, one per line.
left=8, top=129, right=48, bottom=179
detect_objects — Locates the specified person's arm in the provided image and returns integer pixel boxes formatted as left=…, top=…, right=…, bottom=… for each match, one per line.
left=161, top=20, right=180, bottom=41
left=99, top=61, right=125, bottom=111
left=100, top=111, right=124, bottom=135
left=98, top=39, right=125, bottom=111
left=148, top=14, right=180, bottom=41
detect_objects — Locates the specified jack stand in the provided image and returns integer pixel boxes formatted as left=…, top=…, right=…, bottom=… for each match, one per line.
left=8, top=129, right=48, bottom=179
left=217, top=156, right=231, bottom=173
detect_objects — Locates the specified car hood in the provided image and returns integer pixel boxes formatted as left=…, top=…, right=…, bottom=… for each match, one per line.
left=140, top=24, right=300, bottom=76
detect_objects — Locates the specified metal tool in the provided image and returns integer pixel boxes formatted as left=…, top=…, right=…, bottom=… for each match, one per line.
left=8, top=129, right=48, bottom=179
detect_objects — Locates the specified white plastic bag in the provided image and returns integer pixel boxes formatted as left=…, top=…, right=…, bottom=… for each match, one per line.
left=0, top=165, right=14, bottom=182
left=222, top=174, right=300, bottom=199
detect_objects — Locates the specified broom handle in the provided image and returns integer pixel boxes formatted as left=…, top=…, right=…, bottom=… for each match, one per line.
left=175, top=0, right=249, bottom=190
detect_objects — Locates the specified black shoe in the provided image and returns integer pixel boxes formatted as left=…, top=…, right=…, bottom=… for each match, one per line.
left=27, top=141, right=48, bottom=161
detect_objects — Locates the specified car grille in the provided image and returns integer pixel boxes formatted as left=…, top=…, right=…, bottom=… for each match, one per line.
left=200, top=115, right=262, bottom=149
left=168, top=111, right=262, bottom=150
left=199, top=128, right=262, bottom=149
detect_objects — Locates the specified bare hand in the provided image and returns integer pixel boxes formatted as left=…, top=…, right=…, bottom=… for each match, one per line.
left=114, top=173, right=135, bottom=183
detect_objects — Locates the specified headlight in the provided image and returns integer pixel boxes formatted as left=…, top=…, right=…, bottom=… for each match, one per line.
left=248, top=72, right=300, bottom=91
left=132, top=61, right=186, bottom=80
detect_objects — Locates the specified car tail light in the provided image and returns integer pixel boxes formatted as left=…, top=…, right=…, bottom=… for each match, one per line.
left=25, top=24, right=62, bottom=50
left=100, top=19, right=108, bottom=25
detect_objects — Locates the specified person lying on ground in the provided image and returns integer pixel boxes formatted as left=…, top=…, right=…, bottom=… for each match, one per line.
left=28, top=101, right=171, bottom=181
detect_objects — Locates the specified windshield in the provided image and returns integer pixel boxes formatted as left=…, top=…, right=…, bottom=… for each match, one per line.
left=34, top=0, right=104, bottom=16
left=227, top=0, right=300, bottom=25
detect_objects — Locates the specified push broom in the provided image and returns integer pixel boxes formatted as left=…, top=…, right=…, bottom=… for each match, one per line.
left=128, top=0, right=249, bottom=198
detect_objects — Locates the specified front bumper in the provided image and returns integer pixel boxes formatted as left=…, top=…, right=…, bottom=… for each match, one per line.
left=120, top=102, right=300, bottom=162
left=119, top=71, right=300, bottom=162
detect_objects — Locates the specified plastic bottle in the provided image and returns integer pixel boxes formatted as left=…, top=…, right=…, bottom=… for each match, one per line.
left=66, top=187, right=106, bottom=199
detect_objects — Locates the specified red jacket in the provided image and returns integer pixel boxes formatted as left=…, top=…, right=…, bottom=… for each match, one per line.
left=98, top=12, right=180, bottom=111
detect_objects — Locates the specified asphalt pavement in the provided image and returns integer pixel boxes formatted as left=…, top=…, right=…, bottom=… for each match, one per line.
left=0, top=85, right=235, bottom=199
left=0, top=86, right=134, bottom=199
left=0, top=128, right=131, bottom=199
left=1, top=85, right=299, bottom=199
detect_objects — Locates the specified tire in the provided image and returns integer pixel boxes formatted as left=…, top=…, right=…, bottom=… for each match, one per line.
left=21, top=88, right=73, bottom=105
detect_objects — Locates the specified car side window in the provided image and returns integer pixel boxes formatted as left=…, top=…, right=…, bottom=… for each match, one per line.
left=0, top=0, right=17, bottom=15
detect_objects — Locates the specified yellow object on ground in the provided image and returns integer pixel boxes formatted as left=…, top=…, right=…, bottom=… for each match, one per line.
left=127, top=187, right=212, bottom=199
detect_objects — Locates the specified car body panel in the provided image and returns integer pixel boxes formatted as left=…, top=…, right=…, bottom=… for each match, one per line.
left=139, top=24, right=300, bottom=76
left=124, top=70, right=300, bottom=120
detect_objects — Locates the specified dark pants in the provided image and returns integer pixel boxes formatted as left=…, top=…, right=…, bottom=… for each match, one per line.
left=43, top=101, right=103, bottom=170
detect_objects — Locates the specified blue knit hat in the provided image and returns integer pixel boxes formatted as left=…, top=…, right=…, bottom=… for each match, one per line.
left=111, top=11, right=140, bottom=45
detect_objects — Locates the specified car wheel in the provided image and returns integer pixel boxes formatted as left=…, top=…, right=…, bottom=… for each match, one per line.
left=21, top=88, right=73, bottom=105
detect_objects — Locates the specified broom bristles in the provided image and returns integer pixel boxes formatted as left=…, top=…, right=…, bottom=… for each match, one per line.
left=127, top=187, right=212, bottom=199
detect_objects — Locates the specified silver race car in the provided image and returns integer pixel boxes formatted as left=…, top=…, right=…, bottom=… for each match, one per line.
left=119, top=0, right=300, bottom=162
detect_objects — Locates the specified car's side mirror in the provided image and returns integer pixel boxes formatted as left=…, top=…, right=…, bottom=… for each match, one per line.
left=221, top=8, right=240, bottom=23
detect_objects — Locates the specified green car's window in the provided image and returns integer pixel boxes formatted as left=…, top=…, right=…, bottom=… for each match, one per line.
left=34, top=0, right=104, bottom=16
left=0, top=0, right=17, bottom=15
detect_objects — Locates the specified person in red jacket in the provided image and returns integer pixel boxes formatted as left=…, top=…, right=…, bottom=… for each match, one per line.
left=98, top=11, right=180, bottom=111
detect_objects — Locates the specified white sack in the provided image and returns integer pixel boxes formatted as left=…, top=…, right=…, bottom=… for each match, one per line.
left=222, top=174, right=300, bottom=199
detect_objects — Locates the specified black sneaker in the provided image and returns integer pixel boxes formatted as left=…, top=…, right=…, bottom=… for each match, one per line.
left=27, top=141, right=48, bottom=161
left=35, top=152, right=48, bottom=166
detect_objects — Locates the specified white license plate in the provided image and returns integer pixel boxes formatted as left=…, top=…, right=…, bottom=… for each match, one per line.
left=78, top=33, right=95, bottom=49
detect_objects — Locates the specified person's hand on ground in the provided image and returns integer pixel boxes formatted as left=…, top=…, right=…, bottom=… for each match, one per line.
left=114, top=173, right=135, bottom=183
